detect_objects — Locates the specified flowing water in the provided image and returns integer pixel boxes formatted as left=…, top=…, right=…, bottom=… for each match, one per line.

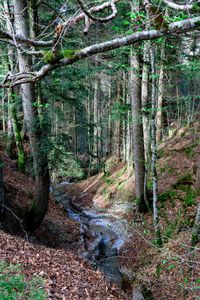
left=52, top=181, right=130, bottom=286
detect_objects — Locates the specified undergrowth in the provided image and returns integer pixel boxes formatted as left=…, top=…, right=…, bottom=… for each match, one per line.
left=0, top=261, right=47, bottom=300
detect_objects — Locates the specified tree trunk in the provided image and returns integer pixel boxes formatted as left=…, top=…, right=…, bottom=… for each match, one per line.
left=192, top=146, right=200, bottom=245
left=156, top=42, right=165, bottom=143
left=2, top=89, right=6, bottom=133
left=114, top=79, right=121, bottom=163
left=93, top=66, right=100, bottom=161
left=10, top=101, right=25, bottom=172
left=0, top=163, right=6, bottom=214
left=150, top=46, right=162, bottom=246
left=141, top=41, right=150, bottom=159
left=130, top=47, right=147, bottom=212
left=5, top=97, right=15, bottom=158
left=14, top=0, right=49, bottom=231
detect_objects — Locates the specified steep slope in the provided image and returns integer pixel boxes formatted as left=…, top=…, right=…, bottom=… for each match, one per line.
left=0, top=145, right=125, bottom=299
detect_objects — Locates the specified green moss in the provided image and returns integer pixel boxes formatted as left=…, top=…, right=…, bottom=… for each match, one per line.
left=43, top=50, right=54, bottom=63
left=43, top=49, right=76, bottom=63
left=184, top=145, right=195, bottom=159
left=103, top=175, right=115, bottom=185
left=116, top=166, right=126, bottom=177
left=61, top=49, right=76, bottom=58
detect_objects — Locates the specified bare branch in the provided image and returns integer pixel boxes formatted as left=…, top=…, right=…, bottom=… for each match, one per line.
left=2, top=15, right=200, bottom=87
left=0, top=28, right=53, bottom=47
left=83, top=15, right=93, bottom=34
left=163, top=0, right=200, bottom=10
left=77, top=0, right=117, bottom=22
left=0, top=0, right=120, bottom=48
left=63, top=0, right=119, bottom=27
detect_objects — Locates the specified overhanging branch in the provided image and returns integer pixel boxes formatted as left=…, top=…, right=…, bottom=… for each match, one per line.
left=2, top=15, right=200, bottom=87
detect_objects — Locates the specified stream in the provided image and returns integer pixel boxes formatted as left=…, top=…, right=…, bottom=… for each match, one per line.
left=52, top=181, right=130, bottom=286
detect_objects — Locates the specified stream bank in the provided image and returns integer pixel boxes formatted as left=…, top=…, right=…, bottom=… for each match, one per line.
left=52, top=181, right=131, bottom=287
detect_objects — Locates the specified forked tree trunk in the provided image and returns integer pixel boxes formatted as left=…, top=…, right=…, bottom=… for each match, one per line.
left=14, top=0, right=49, bottom=231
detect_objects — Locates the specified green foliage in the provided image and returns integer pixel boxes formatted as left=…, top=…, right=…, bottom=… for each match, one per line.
left=111, top=100, right=130, bottom=121
left=184, top=145, right=195, bottom=159
left=163, top=209, right=181, bottom=239
left=158, top=190, right=176, bottom=202
left=104, top=157, right=116, bottom=176
left=0, top=261, right=47, bottom=300
left=48, top=134, right=84, bottom=182
left=165, top=11, right=188, bottom=23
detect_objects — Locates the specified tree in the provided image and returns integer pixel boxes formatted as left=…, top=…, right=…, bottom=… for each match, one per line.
left=1, top=0, right=200, bottom=230
left=13, top=0, right=49, bottom=231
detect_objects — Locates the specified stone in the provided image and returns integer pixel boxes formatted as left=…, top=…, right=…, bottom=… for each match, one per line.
left=132, top=287, right=145, bottom=300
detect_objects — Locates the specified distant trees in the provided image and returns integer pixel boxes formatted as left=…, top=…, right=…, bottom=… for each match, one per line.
left=0, top=0, right=200, bottom=236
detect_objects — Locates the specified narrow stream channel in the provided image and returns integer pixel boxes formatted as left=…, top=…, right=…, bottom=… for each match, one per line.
left=52, top=181, right=130, bottom=286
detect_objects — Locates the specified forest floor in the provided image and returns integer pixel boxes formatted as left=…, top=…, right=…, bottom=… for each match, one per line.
left=0, top=144, right=125, bottom=299
left=62, top=124, right=200, bottom=300
left=0, top=124, right=200, bottom=300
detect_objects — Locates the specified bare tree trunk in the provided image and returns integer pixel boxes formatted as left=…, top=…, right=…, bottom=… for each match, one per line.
left=150, top=46, right=162, bottom=246
left=130, top=47, right=147, bottom=212
left=93, top=63, right=100, bottom=161
left=114, top=79, right=121, bottom=163
left=14, top=0, right=49, bottom=231
left=141, top=41, right=149, bottom=159
left=108, top=76, right=113, bottom=156
left=156, top=42, right=165, bottom=143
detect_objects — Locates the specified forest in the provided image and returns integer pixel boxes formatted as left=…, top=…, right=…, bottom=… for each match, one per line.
left=0, top=0, right=200, bottom=299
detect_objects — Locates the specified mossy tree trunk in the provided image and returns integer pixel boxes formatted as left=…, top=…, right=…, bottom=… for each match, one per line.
left=10, top=102, right=25, bottom=172
left=14, top=0, right=50, bottom=232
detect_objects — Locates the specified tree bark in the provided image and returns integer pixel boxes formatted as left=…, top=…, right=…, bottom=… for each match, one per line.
left=5, top=98, right=15, bottom=158
left=156, top=42, right=165, bottom=143
left=150, top=46, right=162, bottom=246
left=10, top=101, right=25, bottom=172
left=130, top=47, right=147, bottom=212
left=141, top=41, right=150, bottom=159
left=14, top=0, right=49, bottom=231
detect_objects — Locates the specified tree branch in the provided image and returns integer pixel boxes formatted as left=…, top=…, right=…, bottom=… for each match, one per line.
left=2, top=15, right=200, bottom=87
left=0, top=29, right=53, bottom=47
left=77, top=0, right=117, bottom=22
left=163, top=0, right=200, bottom=10
left=0, top=0, right=120, bottom=48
